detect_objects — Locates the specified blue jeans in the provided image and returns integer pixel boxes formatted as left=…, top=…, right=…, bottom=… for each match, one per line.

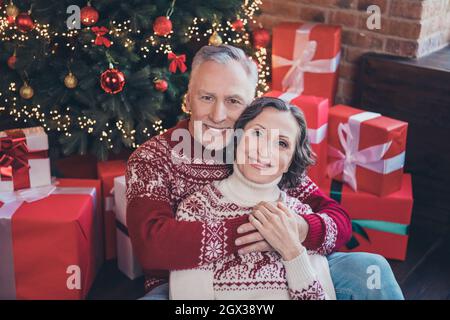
left=327, top=252, right=404, bottom=300
left=140, top=252, right=404, bottom=300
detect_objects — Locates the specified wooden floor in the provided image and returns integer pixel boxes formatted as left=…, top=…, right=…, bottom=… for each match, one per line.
left=87, top=205, right=450, bottom=300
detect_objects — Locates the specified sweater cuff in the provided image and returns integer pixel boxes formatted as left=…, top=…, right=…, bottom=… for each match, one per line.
left=302, top=214, right=325, bottom=251
left=282, top=249, right=316, bottom=288
left=224, top=215, right=249, bottom=254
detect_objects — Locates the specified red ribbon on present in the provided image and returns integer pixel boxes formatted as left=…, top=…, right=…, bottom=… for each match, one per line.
left=168, top=52, right=187, bottom=73
left=0, top=129, right=49, bottom=191
left=92, top=26, right=111, bottom=48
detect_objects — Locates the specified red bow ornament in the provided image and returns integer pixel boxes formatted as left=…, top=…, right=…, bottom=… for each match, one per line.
left=168, top=52, right=187, bottom=73
left=92, top=26, right=111, bottom=48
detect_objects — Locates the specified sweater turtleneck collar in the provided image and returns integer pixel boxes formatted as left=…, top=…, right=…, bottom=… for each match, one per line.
left=216, top=162, right=283, bottom=207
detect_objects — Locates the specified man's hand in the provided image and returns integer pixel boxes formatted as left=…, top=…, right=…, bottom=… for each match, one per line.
left=235, top=201, right=310, bottom=254
left=235, top=222, right=273, bottom=255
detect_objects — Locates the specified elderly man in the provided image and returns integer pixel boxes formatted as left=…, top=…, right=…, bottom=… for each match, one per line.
left=126, top=44, right=403, bottom=300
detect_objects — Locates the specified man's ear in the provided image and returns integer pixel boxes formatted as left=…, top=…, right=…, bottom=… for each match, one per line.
left=185, top=92, right=191, bottom=112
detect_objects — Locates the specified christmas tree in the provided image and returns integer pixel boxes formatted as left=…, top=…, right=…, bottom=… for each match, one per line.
left=0, top=0, right=270, bottom=160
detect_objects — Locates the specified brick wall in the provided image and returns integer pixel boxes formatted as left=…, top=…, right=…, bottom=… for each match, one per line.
left=256, top=0, right=450, bottom=104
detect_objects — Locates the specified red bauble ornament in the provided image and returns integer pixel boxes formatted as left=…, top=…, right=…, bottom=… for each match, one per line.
left=154, top=79, right=168, bottom=92
left=15, top=12, right=34, bottom=33
left=100, top=68, right=125, bottom=94
left=252, top=28, right=270, bottom=49
left=153, top=16, right=172, bottom=36
left=231, top=19, right=244, bottom=32
left=7, top=15, right=15, bottom=25
left=7, top=55, right=16, bottom=69
left=80, top=4, right=99, bottom=27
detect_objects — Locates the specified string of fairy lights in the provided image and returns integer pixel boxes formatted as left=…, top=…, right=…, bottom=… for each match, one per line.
left=0, top=0, right=270, bottom=150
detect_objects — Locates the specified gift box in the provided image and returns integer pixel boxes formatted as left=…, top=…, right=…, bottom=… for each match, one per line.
left=55, top=154, right=98, bottom=179
left=320, top=174, right=413, bottom=261
left=0, top=178, right=103, bottom=299
left=264, top=91, right=329, bottom=186
left=113, top=175, right=143, bottom=280
left=1, top=126, right=51, bottom=192
left=327, top=105, right=408, bottom=196
left=272, top=22, right=341, bottom=104
left=97, top=160, right=126, bottom=260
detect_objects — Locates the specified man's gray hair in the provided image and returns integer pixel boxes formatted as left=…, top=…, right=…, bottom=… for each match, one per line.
left=189, top=44, right=259, bottom=90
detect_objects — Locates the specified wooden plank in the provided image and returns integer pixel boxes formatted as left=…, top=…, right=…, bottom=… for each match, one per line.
left=400, top=231, right=450, bottom=300
left=392, top=45, right=450, bottom=71
left=358, top=48, right=450, bottom=224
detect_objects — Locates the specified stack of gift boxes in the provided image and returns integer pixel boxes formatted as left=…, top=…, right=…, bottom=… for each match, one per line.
left=0, top=128, right=140, bottom=300
left=0, top=127, right=104, bottom=299
left=266, top=22, right=413, bottom=261
left=0, top=21, right=413, bottom=300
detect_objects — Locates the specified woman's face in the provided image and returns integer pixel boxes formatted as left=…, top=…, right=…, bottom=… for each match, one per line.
left=236, top=107, right=300, bottom=184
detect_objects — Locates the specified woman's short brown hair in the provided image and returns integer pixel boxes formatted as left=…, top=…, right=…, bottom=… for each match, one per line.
left=233, top=96, right=316, bottom=189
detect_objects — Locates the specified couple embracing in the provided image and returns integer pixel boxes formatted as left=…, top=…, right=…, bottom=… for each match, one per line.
left=126, top=44, right=403, bottom=300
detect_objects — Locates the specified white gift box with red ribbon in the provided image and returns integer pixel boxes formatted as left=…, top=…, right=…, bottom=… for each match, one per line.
left=1, top=126, right=51, bottom=192
left=113, top=175, right=143, bottom=280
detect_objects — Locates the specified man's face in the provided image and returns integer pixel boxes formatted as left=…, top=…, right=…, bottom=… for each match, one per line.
left=186, top=60, right=256, bottom=150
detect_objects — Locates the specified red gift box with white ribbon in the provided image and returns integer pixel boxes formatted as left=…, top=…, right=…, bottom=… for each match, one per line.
left=327, top=105, right=408, bottom=196
left=0, top=178, right=103, bottom=299
left=272, top=22, right=341, bottom=104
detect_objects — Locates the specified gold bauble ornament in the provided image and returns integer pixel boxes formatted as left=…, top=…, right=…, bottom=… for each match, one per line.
left=64, top=72, right=78, bottom=89
left=209, top=31, right=222, bottom=46
left=20, top=83, right=34, bottom=99
left=6, top=3, right=19, bottom=18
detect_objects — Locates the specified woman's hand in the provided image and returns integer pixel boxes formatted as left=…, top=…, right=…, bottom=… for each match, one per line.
left=249, top=201, right=305, bottom=261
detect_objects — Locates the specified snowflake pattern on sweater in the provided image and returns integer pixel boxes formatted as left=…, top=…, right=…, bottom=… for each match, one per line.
left=289, top=281, right=327, bottom=300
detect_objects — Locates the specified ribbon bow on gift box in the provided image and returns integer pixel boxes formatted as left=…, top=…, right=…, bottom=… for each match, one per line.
left=168, top=52, right=187, bottom=73
left=92, top=26, right=111, bottom=48
left=272, top=23, right=340, bottom=95
left=0, top=137, right=30, bottom=182
left=327, top=111, right=405, bottom=191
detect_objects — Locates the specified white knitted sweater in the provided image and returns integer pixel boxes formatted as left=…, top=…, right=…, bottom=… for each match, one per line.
left=170, top=164, right=336, bottom=300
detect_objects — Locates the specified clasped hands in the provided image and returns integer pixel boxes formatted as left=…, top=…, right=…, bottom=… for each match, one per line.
left=235, top=201, right=309, bottom=261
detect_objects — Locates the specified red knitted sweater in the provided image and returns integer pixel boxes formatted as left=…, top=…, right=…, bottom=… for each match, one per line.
left=126, top=119, right=352, bottom=292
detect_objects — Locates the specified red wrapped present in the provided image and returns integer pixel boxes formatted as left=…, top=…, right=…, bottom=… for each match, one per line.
left=327, top=105, right=408, bottom=196
left=320, top=174, right=413, bottom=261
left=0, top=178, right=103, bottom=299
left=97, top=160, right=126, bottom=260
left=1, top=126, right=51, bottom=192
left=272, top=22, right=341, bottom=104
left=55, top=154, right=98, bottom=179
left=264, top=91, right=329, bottom=185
